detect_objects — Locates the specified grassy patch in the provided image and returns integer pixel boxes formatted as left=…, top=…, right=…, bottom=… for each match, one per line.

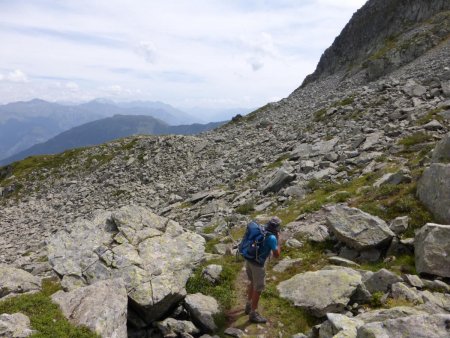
left=416, top=108, right=445, bottom=125
left=369, top=35, right=397, bottom=61
left=360, top=254, right=417, bottom=275
left=266, top=154, right=290, bottom=169
left=313, top=108, right=327, bottom=122
left=0, top=279, right=99, bottom=338
left=186, top=256, right=242, bottom=310
left=235, top=201, right=255, bottom=215
left=398, top=132, right=433, bottom=148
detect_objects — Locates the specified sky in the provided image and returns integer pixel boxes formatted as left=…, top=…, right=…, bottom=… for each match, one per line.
left=0, top=0, right=367, bottom=113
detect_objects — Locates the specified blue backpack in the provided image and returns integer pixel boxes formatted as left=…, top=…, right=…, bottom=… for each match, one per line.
left=238, top=221, right=267, bottom=265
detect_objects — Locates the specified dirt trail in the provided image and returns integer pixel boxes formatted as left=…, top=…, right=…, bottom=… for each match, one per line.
left=224, top=264, right=275, bottom=337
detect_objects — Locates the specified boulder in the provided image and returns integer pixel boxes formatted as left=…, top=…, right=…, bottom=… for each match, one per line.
left=0, top=266, right=41, bottom=299
left=262, top=168, right=296, bottom=194
left=431, top=133, right=450, bottom=163
left=389, top=216, right=409, bottom=235
left=202, top=265, right=222, bottom=284
left=391, top=282, right=423, bottom=304
left=156, top=318, right=199, bottom=337
left=0, top=313, right=35, bottom=337
left=51, top=279, right=128, bottom=338
left=415, top=223, right=450, bottom=278
left=325, top=204, right=394, bottom=250
left=286, top=221, right=329, bottom=242
left=184, top=293, right=220, bottom=333
left=47, top=206, right=205, bottom=323
left=355, top=306, right=427, bottom=323
left=364, top=268, right=402, bottom=293
left=319, top=313, right=363, bottom=338
left=290, top=137, right=339, bottom=160
left=417, top=164, right=450, bottom=224
left=277, top=267, right=362, bottom=317
left=273, top=258, right=303, bottom=273
left=356, top=314, right=450, bottom=338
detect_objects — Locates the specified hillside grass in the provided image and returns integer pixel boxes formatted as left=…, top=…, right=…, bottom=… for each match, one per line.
left=0, top=279, right=99, bottom=338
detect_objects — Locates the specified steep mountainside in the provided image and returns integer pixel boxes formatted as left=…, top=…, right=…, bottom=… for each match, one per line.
left=0, top=115, right=224, bottom=165
left=1, top=0, right=449, bottom=337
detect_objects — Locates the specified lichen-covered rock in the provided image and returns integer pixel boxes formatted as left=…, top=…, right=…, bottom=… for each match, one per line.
left=363, top=268, right=402, bottom=293
left=356, top=314, right=450, bottom=338
left=47, top=205, right=205, bottom=323
left=319, top=313, right=363, bottom=338
left=417, top=164, right=450, bottom=224
left=415, top=223, right=450, bottom=278
left=277, top=267, right=362, bottom=317
left=0, top=266, right=41, bottom=299
left=0, top=313, right=35, bottom=338
left=261, top=168, right=296, bottom=194
left=202, top=265, right=222, bottom=284
left=325, top=204, right=394, bottom=250
left=156, top=318, right=199, bottom=337
left=184, top=293, right=220, bottom=333
left=51, top=279, right=128, bottom=338
left=355, top=306, right=427, bottom=323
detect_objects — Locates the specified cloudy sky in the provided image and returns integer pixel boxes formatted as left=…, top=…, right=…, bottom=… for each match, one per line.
left=0, top=0, right=366, bottom=112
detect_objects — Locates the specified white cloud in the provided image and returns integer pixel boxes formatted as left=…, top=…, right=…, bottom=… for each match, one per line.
left=65, top=81, right=79, bottom=90
left=1, top=69, right=28, bottom=82
left=135, top=41, right=157, bottom=63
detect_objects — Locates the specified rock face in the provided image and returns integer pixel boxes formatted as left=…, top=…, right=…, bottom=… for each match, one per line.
left=415, top=223, right=450, bottom=278
left=0, top=313, right=35, bottom=338
left=356, top=314, right=450, bottom=338
left=51, top=279, right=128, bottom=338
left=277, top=267, right=362, bottom=317
left=417, top=134, right=450, bottom=224
left=184, top=293, right=220, bottom=333
left=47, top=206, right=205, bottom=323
left=325, top=204, right=394, bottom=250
left=262, top=168, right=296, bottom=194
left=0, top=266, right=41, bottom=299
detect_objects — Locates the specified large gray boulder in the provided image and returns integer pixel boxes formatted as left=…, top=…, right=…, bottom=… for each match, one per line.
left=355, top=306, right=427, bottom=323
left=277, top=267, right=362, bottom=317
left=325, top=204, right=394, bottom=250
left=363, top=268, right=403, bottom=293
left=184, top=293, right=220, bottom=333
left=52, top=279, right=128, bottom=338
left=0, top=266, right=41, bottom=299
left=417, top=134, right=450, bottom=223
left=0, top=313, right=35, bottom=337
left=319, top=313, right=363, bottom=338
left=262, top=168, right=296, bottom=194
left=290, top=137, right=340, bottom=160
left=47, top=205, right=205, bottom=323
left=356, top=314, right=450, bottom=338
left=415, top=223, right=450, bottom=278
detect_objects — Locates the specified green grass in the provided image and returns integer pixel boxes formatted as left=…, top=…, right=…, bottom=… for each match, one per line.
left=313, top=108, right=327, bottom=122
left=369, top=35, right=398, bottom=61
left=0, top=279, right=99, bottom=338
left=360, top=254, right=417, bottom=275
left=416, top=108, right=445, bottom=126
left=266, top=154, right=290, bottom=169
left=235, top=201, right=255, bottom=215
left=186, top=256, right=242, bottom=310
left=398, top=132, right=433, bottom=148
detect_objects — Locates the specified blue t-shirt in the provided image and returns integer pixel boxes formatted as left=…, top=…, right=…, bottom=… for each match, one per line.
left=258, top=234, right=278, bottom=264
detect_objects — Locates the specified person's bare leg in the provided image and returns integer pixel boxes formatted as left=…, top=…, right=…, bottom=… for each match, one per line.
left=247, top=283, right=253, bottom=302
left=251, top=290, right=261, bottom=311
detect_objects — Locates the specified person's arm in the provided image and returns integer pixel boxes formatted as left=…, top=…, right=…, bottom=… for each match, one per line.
left=272, top=234, right=281, bottom=258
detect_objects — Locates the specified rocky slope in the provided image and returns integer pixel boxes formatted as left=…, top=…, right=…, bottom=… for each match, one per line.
left=0, top=0, right=450, bottom=337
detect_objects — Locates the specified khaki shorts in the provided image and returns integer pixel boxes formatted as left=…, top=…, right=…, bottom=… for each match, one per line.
left=245, top=260, right=266, bottom=292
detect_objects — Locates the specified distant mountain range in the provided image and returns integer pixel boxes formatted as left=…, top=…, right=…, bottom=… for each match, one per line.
left=0, top=114, right=224, bottom=165
left=0, top=98, right=249, bottom=162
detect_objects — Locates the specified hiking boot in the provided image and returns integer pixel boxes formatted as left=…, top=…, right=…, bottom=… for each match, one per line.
left=245, top=302, right=251, bottom=315
left=249, top=311, right=267, bottom=324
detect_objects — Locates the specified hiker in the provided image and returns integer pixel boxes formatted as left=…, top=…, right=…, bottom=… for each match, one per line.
left=244, top=216, right=282, bottom=323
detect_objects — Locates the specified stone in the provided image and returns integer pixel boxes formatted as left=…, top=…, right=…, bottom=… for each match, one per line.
left=358, top=248, right=381, bottom=263
left=328, top=257, right=360, bottom=268
left=47, top=206, right=205, bottom=323
left=431, top=133, right=450, bottom=163
left=0, top=313, right=35, bottom=338
left=403, top=274, right=424, bottom=289
left=0, top=266, right=41, bottom=299
left=285, top=238, right=303, bottom=248
left=325, top=204, right=394, bottom=250
left=156, top=318, right=199, bottom=337
left=202, top=265, right=222, bottom=284
left=373, top=170, right=411, bottom=188
left=424, top=120, right=444, bottom=131
left=441, top=80, right=450, bottom=97
left=361, top=132, right=383, bottom=151
left=224, top=327, right=245, bottom=337
left=364, top=268, right=402, bottom=293
left=262, top=168, right=296, bottom=194
left=300, top=160, right=315, bottom=174
left=389, top=216, right=409, bottom=235
left=355, top=306, right=427, bottom=323
left=273, top=258, right=303, bottom=273
left=319, top=313, right=363, bottom=338
left=391, top=282, right=423, bottom=304
left=417, top=164, right=450, bottom=224
left=184, top=293, right=220, bottom=333
left=277, top=267, right=362, bottom=317
left=356, top=314, right=450, bottom=338
left=51, top=279, right=128, bottom=338
left=286, top=221, right=330, bottom=242
left=415, top=223, right=450, bottom=278
left=290, top=137, right=339, bottom=160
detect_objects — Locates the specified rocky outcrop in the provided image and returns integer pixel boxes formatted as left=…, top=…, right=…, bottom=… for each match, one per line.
left=47, top=206, right=205, bottom=323
left=418, top=134, right=450, bottom=223
left=262, top=168, right=296, bottom=194
left=356, top=314, right=450, bottom=337
left=51, top=279, right=128, bottom=338
left=0, top=313, right=35, bottom=338
left=0, top=266, right=41, bottom=299
left=184, top=293, right=220, bottom=333
left=325, top=204, right=394, bottom=250
left=277, top=267, right=362, bottom=317
left=415, top=223, right=450, bottom=278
